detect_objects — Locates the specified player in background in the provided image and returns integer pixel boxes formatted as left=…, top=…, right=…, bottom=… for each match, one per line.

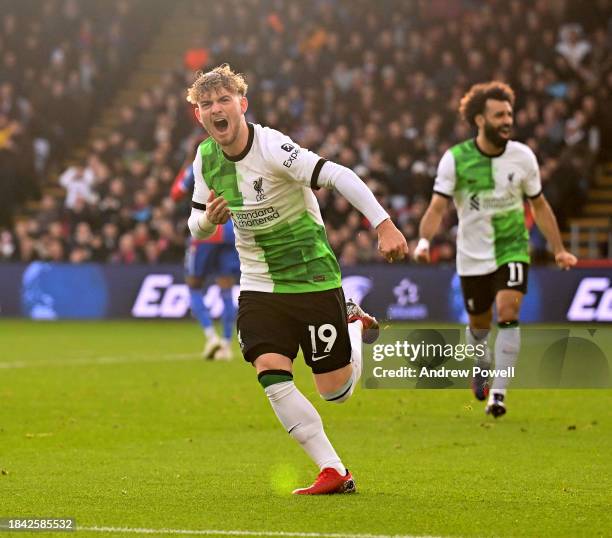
left=171, top=157, right=239, bottom=360
left=186, top=65, right=408, bottom=494
left=415, top=82, right=577, bottom=417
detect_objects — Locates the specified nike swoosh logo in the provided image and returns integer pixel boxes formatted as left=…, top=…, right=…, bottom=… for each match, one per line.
left=288, top=423, right=301, bottom=434
left=311, top=354, right=330, bottom=362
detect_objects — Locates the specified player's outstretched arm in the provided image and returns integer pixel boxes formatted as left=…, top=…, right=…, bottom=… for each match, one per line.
left=414, top=194, right=449, bottom=263
left=528, top=194, right=577, bottom=270
left=317, top=161, right=409, bottom=262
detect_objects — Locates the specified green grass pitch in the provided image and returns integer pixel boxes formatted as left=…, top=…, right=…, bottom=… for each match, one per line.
left=1, top=320, right=610, bottom=538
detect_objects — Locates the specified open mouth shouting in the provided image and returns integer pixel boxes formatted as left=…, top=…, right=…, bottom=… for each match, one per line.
left=213, top=117, right=229, bottom=134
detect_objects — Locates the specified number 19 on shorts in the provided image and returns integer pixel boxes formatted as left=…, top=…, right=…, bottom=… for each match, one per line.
left=308, top=324, right=338, bottom=361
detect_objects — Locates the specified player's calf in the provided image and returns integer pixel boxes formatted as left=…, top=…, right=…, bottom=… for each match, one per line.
left=466, top=326, right=491, bottom=401
left=260, top=370, right=323, bottom=442
left=320, top=371, right=355, bottom=404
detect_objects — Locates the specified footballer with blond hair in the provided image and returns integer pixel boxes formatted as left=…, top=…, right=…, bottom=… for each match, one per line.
left=186, top=64, right=408, bottom=494
left=415, top=81, right=577, bottom=417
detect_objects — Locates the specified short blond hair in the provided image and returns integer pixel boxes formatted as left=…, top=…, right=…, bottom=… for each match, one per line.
left=186, top=64, right=248, bottom=104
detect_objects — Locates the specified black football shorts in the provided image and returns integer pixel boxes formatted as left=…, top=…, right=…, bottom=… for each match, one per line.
left=460, top=261, right=529, bottom=315
left=236, top=287, right=352, bottom=374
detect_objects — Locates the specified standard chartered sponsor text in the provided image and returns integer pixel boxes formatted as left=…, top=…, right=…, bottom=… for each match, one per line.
left=481, top=194, right=520, bottom=210
left=233, top=207, right=281, bottom=227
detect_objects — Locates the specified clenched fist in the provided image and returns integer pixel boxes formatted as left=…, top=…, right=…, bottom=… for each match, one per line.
left=555, top=250, right=577, bottom=270
left=413, top=238, right=431, bottom=263
left=377, top=219, right=409, bottom=263
left=206, top=190, right=231, bottom=225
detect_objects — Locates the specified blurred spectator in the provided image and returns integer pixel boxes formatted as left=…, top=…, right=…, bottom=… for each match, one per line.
left=0, top=230, right=17, bottom=261
left=184, top=37, right=209, bottom=72
left=111, top=233, right=141, bottom=264
left=43, top=238, right=66, bottom=262
left=556, top=24, right=592, bottom=71
left=144, top=241, right=160, bottom=264
left=58, top=163, right=97, bottom=208
left=0, top=0, right=160, bottom=218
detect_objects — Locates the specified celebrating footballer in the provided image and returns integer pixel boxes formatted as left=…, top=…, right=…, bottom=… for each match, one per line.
left=415, top=81, right=577, bottom=417
left=186, top=64, right=408, bottom=495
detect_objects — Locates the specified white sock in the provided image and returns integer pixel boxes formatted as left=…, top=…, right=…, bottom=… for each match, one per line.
left=204, top=326, right=217, bottom=339
left=265, top=381, right=345, bottom=474
left=466, top=326, right=491, bottom=367
left=491, top=325, right=521, bottom=396
left=221, top=337, right=230, bottom=346
left=322, top=321, right=363, bottom=403
left=348, top=320, right=363, bottom=386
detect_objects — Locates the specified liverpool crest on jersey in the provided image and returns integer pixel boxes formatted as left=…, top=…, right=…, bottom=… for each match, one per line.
left=253, top=177, right=266, bottom=201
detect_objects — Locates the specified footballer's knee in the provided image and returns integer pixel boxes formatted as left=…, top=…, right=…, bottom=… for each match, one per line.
left=469, top=309, right=492, bottom=331
left=253, top=353, right=293, bottom=375
left=186, top=276, right=203, bottom=289
left=216, top=275, right=235, bottom=289
left=496, top=291, right=523, bottom=323
left=497, top=302, right=521, bottom=323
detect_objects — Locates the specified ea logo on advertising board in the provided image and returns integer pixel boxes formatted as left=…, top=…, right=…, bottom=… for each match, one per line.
left=567, top=278, right=612, bottom=322
left=131, top=274, right=238, bottom=318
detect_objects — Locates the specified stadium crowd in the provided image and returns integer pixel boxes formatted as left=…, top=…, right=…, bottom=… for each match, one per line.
left=0, top=0, right=159, bottom=236
left=1, top=0, right=611, bottom=265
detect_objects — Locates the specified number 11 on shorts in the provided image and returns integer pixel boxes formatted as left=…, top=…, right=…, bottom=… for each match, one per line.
left=507, top=262, right=524, bottom=287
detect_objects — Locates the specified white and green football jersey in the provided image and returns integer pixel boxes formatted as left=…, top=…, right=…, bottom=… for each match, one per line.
left=192, top=123, right=341, bottom=293
left=434, top=139, right=542, bottom=276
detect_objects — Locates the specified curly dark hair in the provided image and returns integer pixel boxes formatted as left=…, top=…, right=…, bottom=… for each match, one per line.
left=459, top=82, right=515, bottom=126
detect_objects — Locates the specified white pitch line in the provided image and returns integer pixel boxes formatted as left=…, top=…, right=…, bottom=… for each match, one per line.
left=0, top=353, right=201, bottom=369
left=80, top=527, right=442, bottom=538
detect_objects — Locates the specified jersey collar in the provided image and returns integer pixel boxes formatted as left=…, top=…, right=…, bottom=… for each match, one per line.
left=223, top=122, right=254, bottom=162
left=473, top=137, right=507, bottom=158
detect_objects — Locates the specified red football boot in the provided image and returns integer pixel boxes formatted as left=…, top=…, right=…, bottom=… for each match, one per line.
left=292, top=468, right=356, bottom=495
left=346, top=299, right=380, bottom=344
